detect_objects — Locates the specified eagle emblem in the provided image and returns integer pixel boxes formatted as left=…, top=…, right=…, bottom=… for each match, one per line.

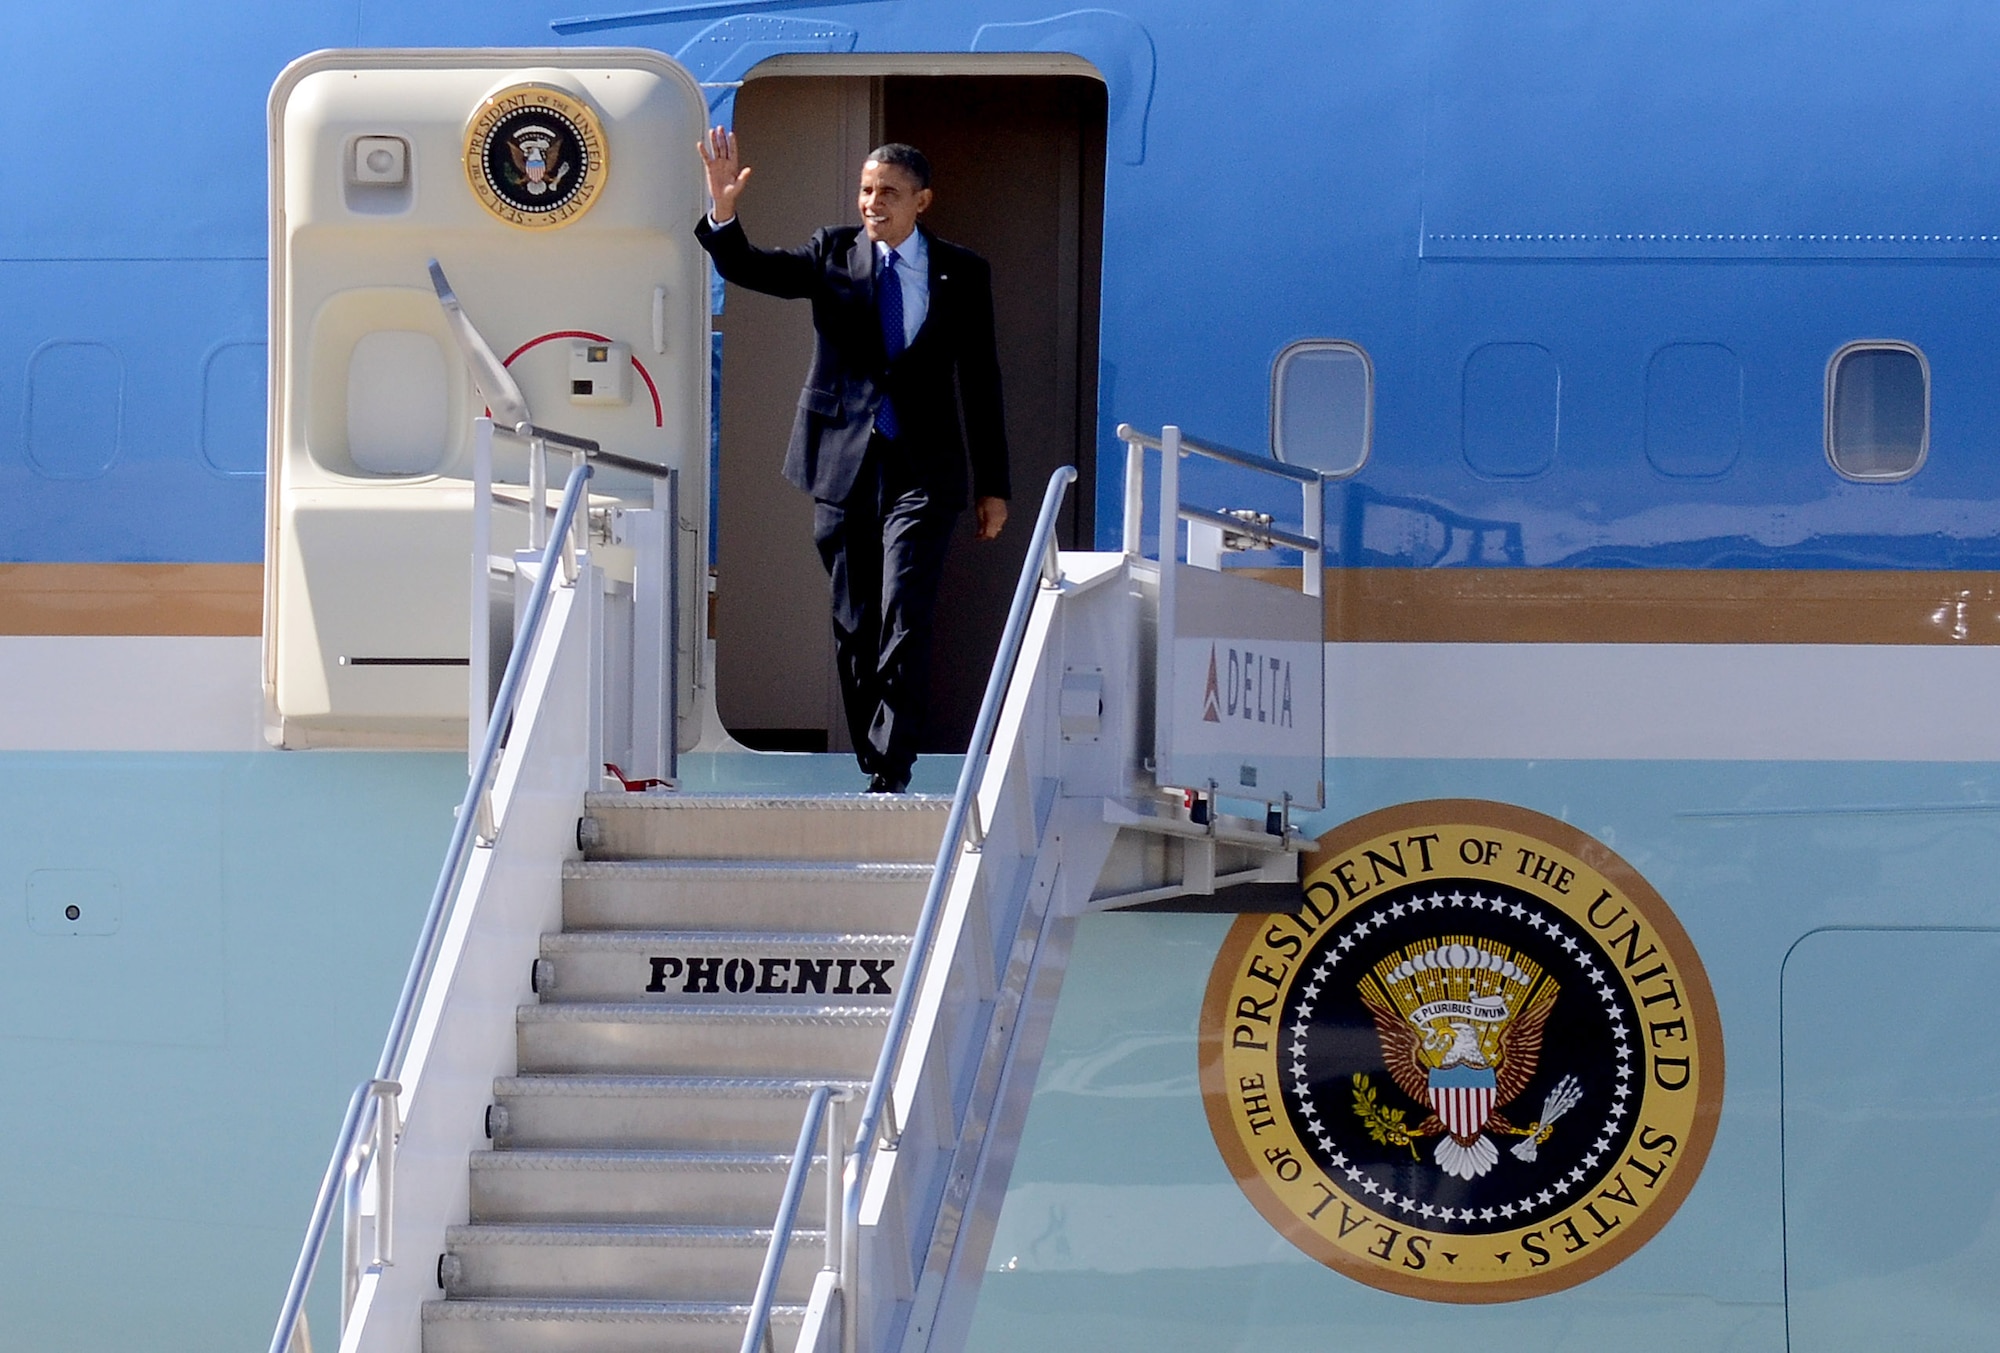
left=503, top=123, right=572, bottom=199
left=1357, top=936, right=1579, bottom=1179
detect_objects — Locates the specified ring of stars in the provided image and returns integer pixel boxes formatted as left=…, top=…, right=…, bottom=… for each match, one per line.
left=1286, top=887, right=1636, bottom=1229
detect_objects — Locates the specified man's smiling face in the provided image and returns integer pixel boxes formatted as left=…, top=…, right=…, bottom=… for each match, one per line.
left=857, top=159, right=931, bottom=247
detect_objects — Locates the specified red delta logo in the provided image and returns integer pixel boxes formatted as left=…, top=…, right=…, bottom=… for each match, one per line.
left=1202, top=643, right=1295, bottom=728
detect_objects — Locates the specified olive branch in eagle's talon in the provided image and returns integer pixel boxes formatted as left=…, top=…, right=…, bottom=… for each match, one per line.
left=1351, top=1073, right=1423, bottom=1160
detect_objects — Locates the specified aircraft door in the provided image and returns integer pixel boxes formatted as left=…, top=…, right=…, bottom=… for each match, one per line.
left=264, top=49, right=711, bottom=749
left=714, top=70, right=1104, bottom=757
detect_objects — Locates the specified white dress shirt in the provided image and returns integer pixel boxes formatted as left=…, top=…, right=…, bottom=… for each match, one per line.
left=876, top=229, right=929, bottom=350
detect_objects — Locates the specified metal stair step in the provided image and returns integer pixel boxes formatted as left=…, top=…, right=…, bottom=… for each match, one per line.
left=490, top=1075, right=866, bottom=1150
left=441, top=1222, right=824, bottom=1302
left=422, top=1297, right=806, bottom=1353
left=469, top=1148, right=827, bottom=1225
left=517, top=1002, right=890, bottom=1077
left=538, top=931, right=909, bottom=1005
left=581, top=793, right=949, bottom=863
left=562, top=860, right=931, bottom=934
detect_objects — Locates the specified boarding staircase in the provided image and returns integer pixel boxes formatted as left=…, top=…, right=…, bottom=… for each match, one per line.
left=271, top=423, right=1326, bottom=1353
left=425, top=795, right=944, bottom=1352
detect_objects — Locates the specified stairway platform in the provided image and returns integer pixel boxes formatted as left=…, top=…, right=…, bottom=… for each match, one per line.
left=583, top=792, right=951, bottom=807
left=581, top=794, right=950, bottom=863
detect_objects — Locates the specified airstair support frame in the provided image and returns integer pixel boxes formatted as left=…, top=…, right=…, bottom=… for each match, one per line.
left=831, top=480, right=1141, bottom=1353
left=342, top=563, right=597, bottom=1349
left=270, top=460, right=603, bottom=1353
left=832, top=428, right=1322, bottom=1351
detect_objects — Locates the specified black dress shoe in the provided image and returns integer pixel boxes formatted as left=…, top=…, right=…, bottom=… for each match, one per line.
left=865, top=773, right=910, bottom=794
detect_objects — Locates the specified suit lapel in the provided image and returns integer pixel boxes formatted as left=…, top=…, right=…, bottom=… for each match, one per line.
left=846, top=231, right=876, bottom=304
left=846, top=231, right=887, bottom=368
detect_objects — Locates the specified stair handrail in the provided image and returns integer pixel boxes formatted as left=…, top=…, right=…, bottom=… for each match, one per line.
left=740, top=1084, right=847, bottom=1353
left=267, top=458, right=596, bottom=1353
left=837, top=464, right=1076, bottom=1352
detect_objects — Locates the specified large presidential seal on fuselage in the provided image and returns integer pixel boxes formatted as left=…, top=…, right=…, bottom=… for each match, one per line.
left=464, top=84, right=607, bottom=229
left=1200, top=800, right=1721, bottom=1301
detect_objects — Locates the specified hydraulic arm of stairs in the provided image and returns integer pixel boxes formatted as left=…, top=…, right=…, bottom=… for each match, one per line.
left=272, top=458, right=1310, bottom=1353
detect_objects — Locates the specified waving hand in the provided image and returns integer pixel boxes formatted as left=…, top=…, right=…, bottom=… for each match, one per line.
left=697, top=125, right=753, bottom=224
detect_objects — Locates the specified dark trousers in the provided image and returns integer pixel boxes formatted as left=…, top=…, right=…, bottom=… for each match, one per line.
left=812, top=435, right=958, bottom=783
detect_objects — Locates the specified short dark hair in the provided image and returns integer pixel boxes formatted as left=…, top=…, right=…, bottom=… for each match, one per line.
left=864, top=143, right=932, bottom=190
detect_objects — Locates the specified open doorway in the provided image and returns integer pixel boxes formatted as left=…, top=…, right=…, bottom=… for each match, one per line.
left=712, top=61, right=1107, bottom=757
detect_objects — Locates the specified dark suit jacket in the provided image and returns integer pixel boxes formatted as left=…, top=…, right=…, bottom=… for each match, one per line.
left=695, top=216, right=1010, bottom=510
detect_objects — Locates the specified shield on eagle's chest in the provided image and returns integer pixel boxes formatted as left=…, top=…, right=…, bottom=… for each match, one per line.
left=1428, top=1064, right=1497, bottom=1139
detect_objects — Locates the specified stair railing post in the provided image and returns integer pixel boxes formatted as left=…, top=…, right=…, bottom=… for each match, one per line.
left=528, top=435, right=548, bottom=552
left=1121, top=429, right=1144, bottom=556
left=369, top=1079, right=401, bottom=1268
left=339, top=1151, right=355, bottom=1322
left=1301, top=472, right=1324, bottom=599
left=339, top=1131, right=369, bottom=1327
left=825, top=1090, right=847, bottom=1278
left=1155, top=425, right=1181, bottom=790
left=562, top=448, right=585, bottom=585
left=665, top=467, right=681, bottom=785
left=841, top=1142, right=860, bottom=1353
left=474, top=782, right=498, bottom=847
left=469, top=417, right=493, bottom=775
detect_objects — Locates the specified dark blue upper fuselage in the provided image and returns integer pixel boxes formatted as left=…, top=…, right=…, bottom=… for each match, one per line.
left=6, top=0, right=1997, bottom=568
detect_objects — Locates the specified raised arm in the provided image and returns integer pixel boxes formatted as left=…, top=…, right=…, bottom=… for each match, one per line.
left=693, top=125, right=822, bottom=299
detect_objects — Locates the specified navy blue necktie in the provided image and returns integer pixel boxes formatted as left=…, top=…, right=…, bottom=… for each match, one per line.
left=876, top=248, right=904, bottom=440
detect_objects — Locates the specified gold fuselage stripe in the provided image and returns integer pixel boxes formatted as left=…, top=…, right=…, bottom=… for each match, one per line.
left=5, top=563, right=1994, bottom=642
left=0, top=564, right=262, bottom=636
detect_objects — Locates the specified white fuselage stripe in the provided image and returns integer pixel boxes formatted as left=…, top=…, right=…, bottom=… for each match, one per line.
left=3, top=636, right=1998, bottom=760
left=0, top=637, right=264, bottom=751
left=1328, top=643, right=2000, bottom=761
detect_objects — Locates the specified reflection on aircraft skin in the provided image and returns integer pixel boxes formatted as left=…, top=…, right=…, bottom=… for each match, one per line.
left=1033, top=1033, right=1199, bottom=1100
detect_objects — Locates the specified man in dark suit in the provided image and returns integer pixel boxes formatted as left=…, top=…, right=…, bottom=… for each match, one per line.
left=696, top=127, right=1010, bottom=793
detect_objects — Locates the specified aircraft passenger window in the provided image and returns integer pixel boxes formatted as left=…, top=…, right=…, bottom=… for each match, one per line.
left=1461, top=342, right=1560, bottom=478
left=1826, top=342, right=1928, bottom=481
left=1272, top=340, right=1372, bottom=476
left=1645, top=342, right=1742, bottom=478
